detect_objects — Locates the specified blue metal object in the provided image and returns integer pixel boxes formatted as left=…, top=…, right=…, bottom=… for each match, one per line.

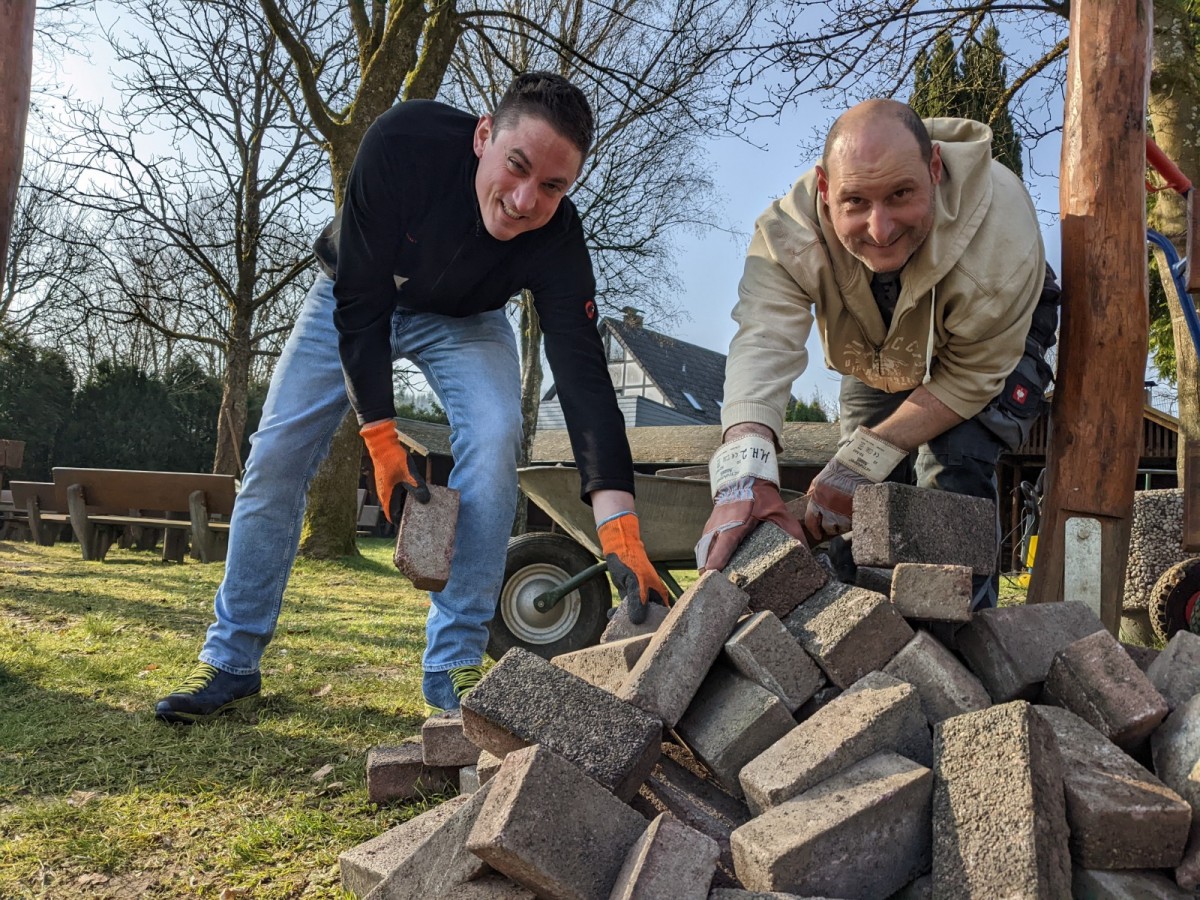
left=1147, top=228, right=1200, bottom=356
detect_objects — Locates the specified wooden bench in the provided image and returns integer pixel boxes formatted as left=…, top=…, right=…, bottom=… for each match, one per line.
left=8, top=481, right=72, bottom=545
left=52, top=468, right=237, bottom=563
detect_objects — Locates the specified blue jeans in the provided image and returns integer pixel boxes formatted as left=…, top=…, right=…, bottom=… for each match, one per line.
left=199, top=274, right=522, bottom=677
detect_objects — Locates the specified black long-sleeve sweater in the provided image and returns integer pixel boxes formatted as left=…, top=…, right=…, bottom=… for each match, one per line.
left=314, top=100, right=633, bottom=499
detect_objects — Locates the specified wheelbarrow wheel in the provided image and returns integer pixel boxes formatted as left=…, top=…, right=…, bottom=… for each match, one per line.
left=1149, top=556, right=1200, bottom=644
left=488, top=532, right=611, bottom=661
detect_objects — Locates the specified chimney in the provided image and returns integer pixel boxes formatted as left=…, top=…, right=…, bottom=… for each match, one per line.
left=622, top=306, right=643, bottom=329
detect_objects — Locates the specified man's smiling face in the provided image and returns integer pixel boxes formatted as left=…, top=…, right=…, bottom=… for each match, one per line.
left=473, top=113, right=583, bottom=241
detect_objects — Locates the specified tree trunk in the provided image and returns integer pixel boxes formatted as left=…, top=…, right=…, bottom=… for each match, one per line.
left=1147, top=1, right=1200, bottom=482
left=0, top=0, right=35, bottom=272
left=214, top=305, right=252, bottom=476
left=513, top=291, right=543, bottom=536
left=1027, top=0, right=1151, bottom=635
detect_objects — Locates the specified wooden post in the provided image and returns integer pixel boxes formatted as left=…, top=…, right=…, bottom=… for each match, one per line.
left=0, top=0, right=36, bottom=272
left=1027, top=0, right=1152, bottom=634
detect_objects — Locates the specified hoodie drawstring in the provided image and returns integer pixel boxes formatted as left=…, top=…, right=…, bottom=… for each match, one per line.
left=922, top=285, right=936, bottom=385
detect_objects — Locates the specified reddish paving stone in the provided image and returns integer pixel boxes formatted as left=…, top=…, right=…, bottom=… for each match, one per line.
left=1034, top=705, right=1189, bottom=870
left=1147, top=631, right=1200, bottom=712
left=393, top=484, right=459, bottom=591
left=724, top=611, right=824, bottom=713
left=618, top=570, right=750, bottom=727
left=933, top=701, right=1071, bottom=899
left=732, top=752, right=932, bottom=899
left=889, top=563, right=973, bottom=622
left=955, top=602, right=1107, bottom=702
left=851, top=482, right=996, bottom=574
left=1151, top=694, right=1200, bottom=890
left=781, top=583, right=913, bottom=688
left=610, top=813, right=719, bottom=900
left=553, top=634, right=653, bottom=693
left=466, top=744, right=647, bottom=900
left=477, top=749, right=502, bottom=784
left=422, top=710, right=481, bottom=767
left=882, top=630, right=990, bottom=726
left=365, top=742, right=457, bottom=805
left=723, top=522, right=828, bottom=618
left=461, top=647, right=660, bottom=801
left=1042, top=629, right=1168, bottom=751
left=1124, top=642, right=1162, bottom=673
left=739, top=671, right=929, bottom=816
left=1071, top=868, right=1193, bottom=899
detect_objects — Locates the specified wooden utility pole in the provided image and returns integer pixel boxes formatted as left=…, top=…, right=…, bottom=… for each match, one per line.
left=0, top=0, right=36, bottom=273
left=1027, top=0, right=1152, bottom=633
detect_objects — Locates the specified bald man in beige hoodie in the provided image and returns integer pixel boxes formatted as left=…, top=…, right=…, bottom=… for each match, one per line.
left=698, top=99, right=1059, bottom=610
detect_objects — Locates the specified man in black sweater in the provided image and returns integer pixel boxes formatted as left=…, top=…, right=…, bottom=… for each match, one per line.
left=156, top=73, right=666, bottom=723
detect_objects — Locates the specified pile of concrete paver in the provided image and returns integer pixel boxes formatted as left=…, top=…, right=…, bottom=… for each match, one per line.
left=339, top=482, right=1200, bottom=899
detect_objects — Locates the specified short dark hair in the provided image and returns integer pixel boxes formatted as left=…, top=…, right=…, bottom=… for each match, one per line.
left=823, top=99, right=933, bottom=171
left=492, top=72, right=595, bottom=159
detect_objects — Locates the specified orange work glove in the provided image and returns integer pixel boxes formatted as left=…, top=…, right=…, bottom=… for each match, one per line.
left=695, top=476, right=809, bottom=572
left=598, top=512, right=670, bottom=625
left=360, top=420, right=430, bottom=523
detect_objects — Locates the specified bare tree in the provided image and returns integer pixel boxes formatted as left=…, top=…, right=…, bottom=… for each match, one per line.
left=258, top=0, right=762, bottom=556
left=45, top=0, right=327, bottom=475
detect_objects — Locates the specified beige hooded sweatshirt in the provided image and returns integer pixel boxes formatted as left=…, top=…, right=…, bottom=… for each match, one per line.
left=721, top=117, right=1046, bottom=440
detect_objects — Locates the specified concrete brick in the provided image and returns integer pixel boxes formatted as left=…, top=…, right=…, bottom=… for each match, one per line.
left=393, top=484, right=459, bottom=591
left=891, top=874, right=932, bottom=899
left=1146, top=631, right=1200, bottom=712
left=1042, top=629, right=1168, bottom=751
left=723, top=522, right=828, bottom=618
left=618, top=570, right=750, bottom=727
left=603, top=597, right=670, bottom=643
left=339, top=794, right=470, bottom=897
left=461, top=647, right=660, bottom=801
left=955, top=602, right=1107, bottom=702
left=676, top=664, right=797, bottom=798
left=854, top=565, right=893, bottom=595
left=889, top=563, right=973, bottom=622
left=851, top=482, right=996, bottom=574
left=459, top=765, right=480, bottom=794
left=781, top=583, right=914, bottom=688
left=732, top=752, right=932, bottom=899
left=610, top=813, right=720, bottom=900
left=422, top=710, right=480, bottom=767
left=1071, top=868, right=1193, bottom=899
left=795, top=684, right=842, bottom=722
left=1034, top=705, right=1189, bottom=870
left=478, top=749, right=502, bottom=784
left=428, top=874, right=535, bottom=898
left=362, top=784, right=493, bottom=900
left=365, top=743, right=457, bottom=805
left=933, top=701, right=1070, bottom=899
left=552, top=633, right=652, bottom=693
left=466, top=744, right=647, bottom=900
left=1123, top=642, right=1161, bottom=673
left=883, top=630, right=990, bottom=726
left=631, top=747, right=750, bottom=889
left=738, top=671, right=930, bottom=816
left=724, top=611, right=824, bottom=713
left=707, top=891, right=810, bottom=899
left=1151, top=694, right=1200, bottom=890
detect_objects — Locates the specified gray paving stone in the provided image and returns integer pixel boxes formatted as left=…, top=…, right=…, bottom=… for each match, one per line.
left=466, top=744, right=647, bottom=900
left=890, top=563, right=973, bottom=622
left=459, top=765, right=480, bottom=794
left=1042, top=629, right=1168, bottom=751
left=724, top=611, right=824, bottom=713
left=1071, top=867, right=1193, bottom=899
left=339, top=794, right=469, bottom=897
left=1036, top=705, right=1189, bottom=869
left=739, top=671, right=930, bottom=816
left=394, top=484, right=458, bottom=591
left=618, top=570, right=750, bottom=727
left=676, top=664, right=797, bottom=798
left=933, top=701, right=1070, bottom=899
left=461, top=647, right=660, bottom=801
left=603, top=597, right=670, bottom=642
left=365, top=742, right=457, bottom=805
left=422, top=710, right=481, bottom=767
left=1146, top=631, right=1200, bottom=712
left=477, top=749, right=502, bottom=784
left=610, top=812, right=720, bottom=900
left=362, top=784, right=493, bottom=900
left=883, top=630, right=990, bottom=725
left=706, top=891, right=809, bottom=899
left=854, top=565, right=893, bottom=595
left=553, top=633, right=653, bottom=693
left=955, top=602, right=1107, bottom=702
left=732, top=752, right=932, bottom=899
left=780, top=583, right=913, bottom=688
left=429, top=874, right=535, bottom=898
left=1151, top=694, right=1200, bottom=890
left=723, top=522, right=828, bottom=618
left=891, top=874, right=932, bottom=899
left=851, top=482, right=996, bottom=573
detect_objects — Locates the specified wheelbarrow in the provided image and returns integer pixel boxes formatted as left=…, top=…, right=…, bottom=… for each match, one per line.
left=488, top=465, right=801, bottom=660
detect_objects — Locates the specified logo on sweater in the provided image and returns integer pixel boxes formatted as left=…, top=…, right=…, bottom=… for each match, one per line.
left=584, top=299, right=596, bottom=320
left=1011, top=384, right=1029, bottom=405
